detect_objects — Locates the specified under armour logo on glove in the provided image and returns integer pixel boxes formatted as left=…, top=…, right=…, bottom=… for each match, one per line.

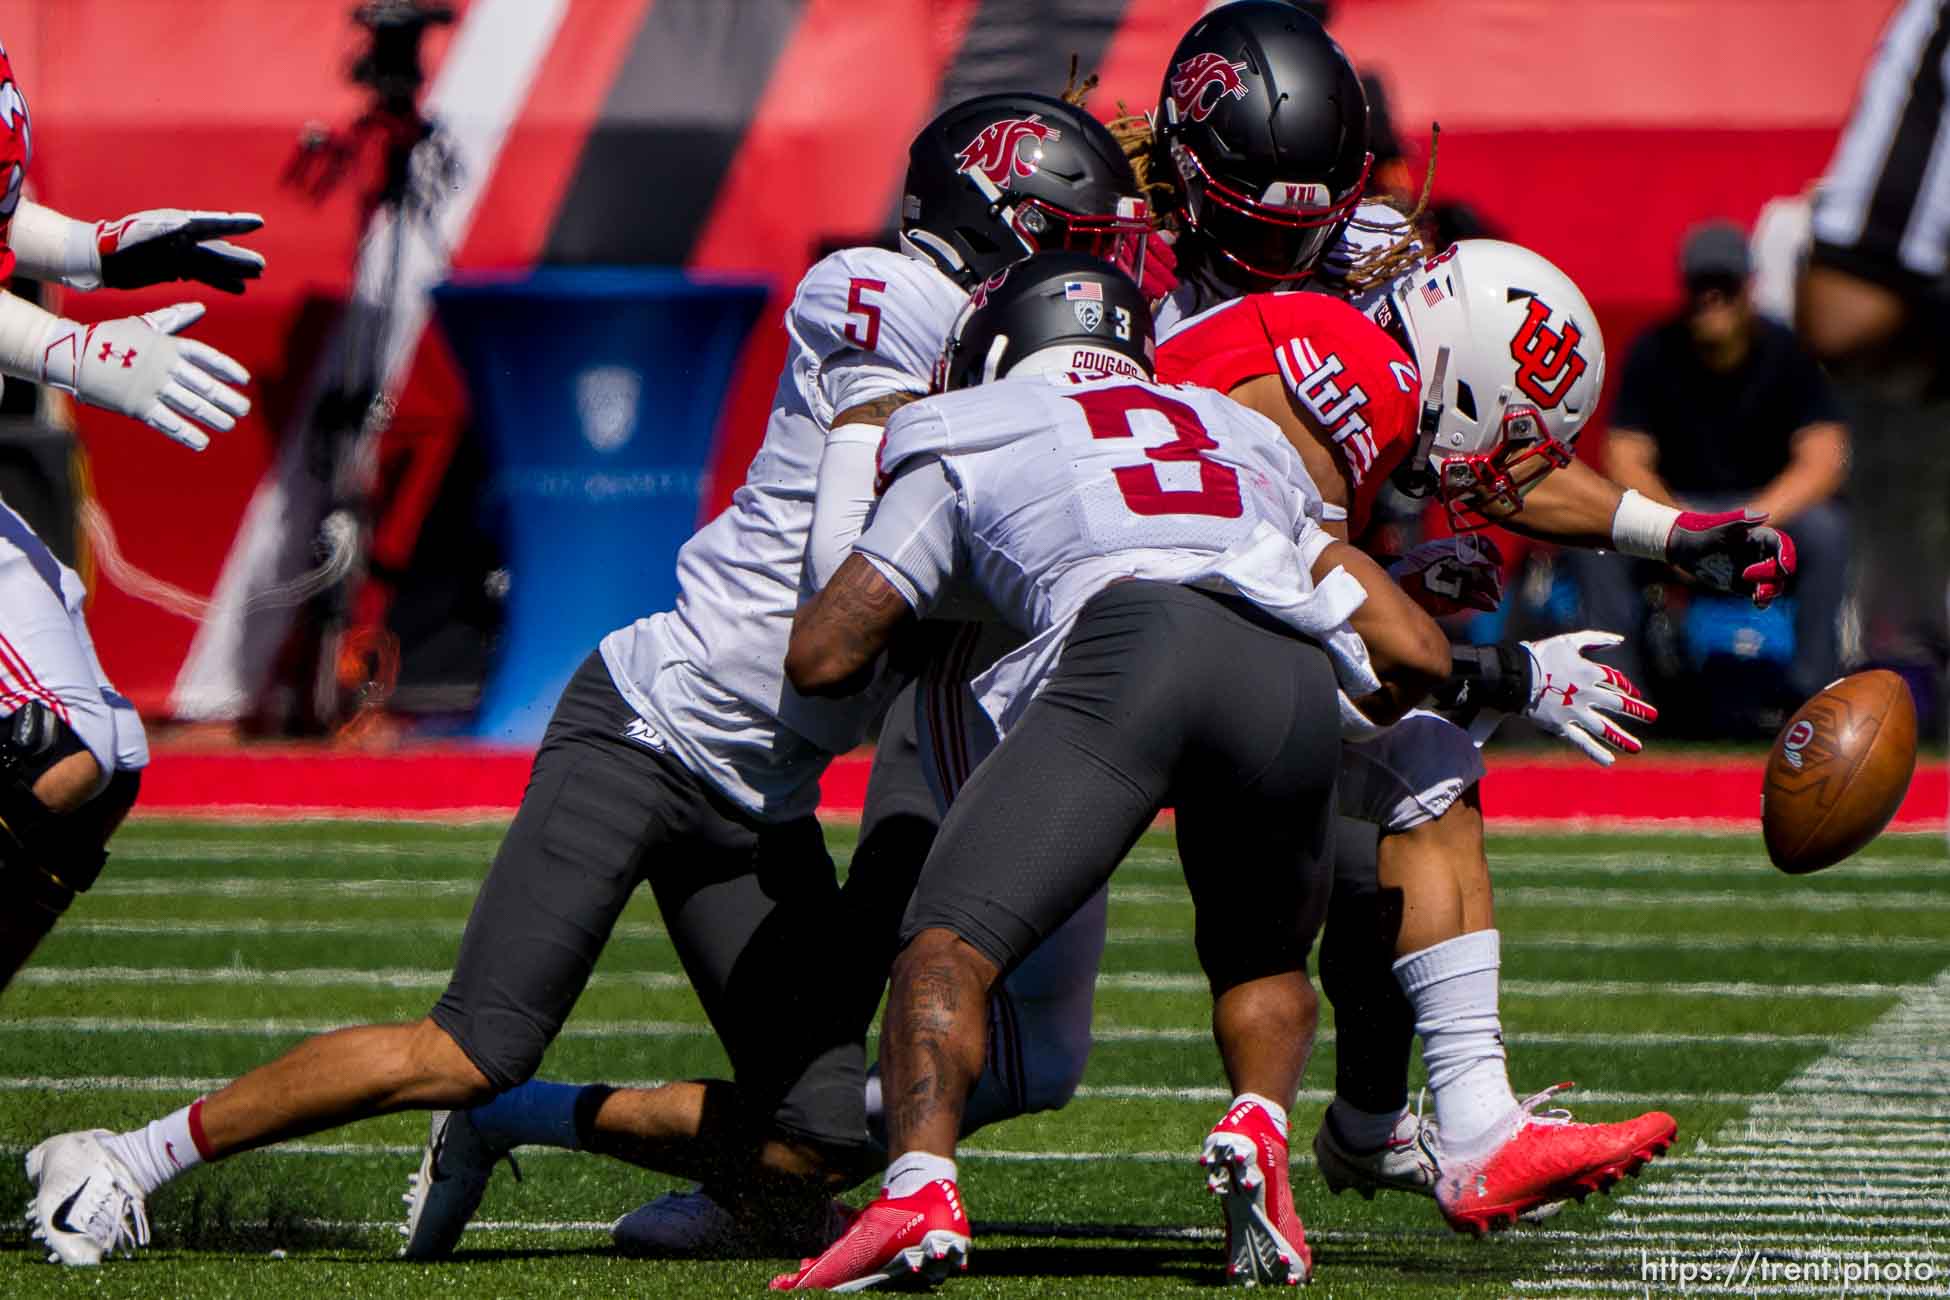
left=1520, top=632, right=1657, bottom=767
left=1536, top=675, right=1579, bottom=709
left=40, top=302, right=250, bottom=451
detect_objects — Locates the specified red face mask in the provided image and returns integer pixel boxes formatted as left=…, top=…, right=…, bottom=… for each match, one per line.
left=1433, top=404, right=1573, bottom=531
left=1172, top=141, right=1370, bottom=283
left=1007, top=194, right=1152, bottom=291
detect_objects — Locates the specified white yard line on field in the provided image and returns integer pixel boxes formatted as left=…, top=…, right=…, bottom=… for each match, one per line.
left=8, top=966, right=690, bottom=991
left=0, top=1015, right=712, bottom=1039
left=1095, top=972, right=1910, bottom=999
left=1511, top=970, right=1950, bottom=1298
left=56, top=916, right=1947, bottom=955
left=15, top=963, right=1910, bottom=1002
left=90, top=878, right=482, bottom=899
left=58, top=918, right=668, bottom=940
left=0, top=1075, right=1765, bottom=1108
left=0, top=1016, right=1843, bottom=1054
left=1106, top=884, right=1950, bottom=911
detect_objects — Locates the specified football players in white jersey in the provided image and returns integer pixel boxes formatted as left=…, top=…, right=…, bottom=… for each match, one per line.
left=22, top=92, right=1154, bottom=1269
left=0, top=40, right=262, bottom=996
left=774, top=252, right=1450, bottom=1292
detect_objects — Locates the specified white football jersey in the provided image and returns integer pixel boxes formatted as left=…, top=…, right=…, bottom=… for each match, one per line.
left=600, top=245, right=965, bottom=820
left=857, top=371, right=1376, bottom=735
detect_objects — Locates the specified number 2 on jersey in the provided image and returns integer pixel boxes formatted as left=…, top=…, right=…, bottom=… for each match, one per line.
left=843, top=277, right=885, bottom=351
left=1070, top=386, right=1243, bottom=518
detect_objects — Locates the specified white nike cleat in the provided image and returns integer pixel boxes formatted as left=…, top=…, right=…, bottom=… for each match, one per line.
left=614, top=1184, right=860, bottom=1258
left=1313, top=1103, right=1440, bottom=1200
left=399, top=1108, right=519, bottom=1260
left=24, top=1130, right=151, bottom=1266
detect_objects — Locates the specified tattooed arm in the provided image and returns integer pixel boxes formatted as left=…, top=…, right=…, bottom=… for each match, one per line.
left=786, top=554, right=916, bottom=696
left=831, top=391, right=919, bottom=431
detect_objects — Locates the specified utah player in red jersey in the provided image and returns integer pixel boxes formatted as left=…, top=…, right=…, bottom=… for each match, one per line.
left=0, top=39, right=264, bottom=999
left=1130, top=2, right=1786, bottom=1233
left=1161, top=237, right=1687, bottom=1236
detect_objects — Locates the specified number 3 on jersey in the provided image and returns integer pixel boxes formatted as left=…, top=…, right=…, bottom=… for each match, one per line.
left=1070, top=387, right=1243, bottom=518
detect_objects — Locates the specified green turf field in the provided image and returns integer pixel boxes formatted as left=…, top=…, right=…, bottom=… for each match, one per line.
left=2, top=820, right=1946, bottom=1298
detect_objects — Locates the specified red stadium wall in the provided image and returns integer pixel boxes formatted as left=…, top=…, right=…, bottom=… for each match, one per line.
left=0, top=0, right=1898, bottom=718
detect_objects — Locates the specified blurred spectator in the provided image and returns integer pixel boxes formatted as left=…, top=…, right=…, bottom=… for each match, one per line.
left=1573, top=221, right=1851, bottom=699
left=1795, top=0, right=1950, bottom=703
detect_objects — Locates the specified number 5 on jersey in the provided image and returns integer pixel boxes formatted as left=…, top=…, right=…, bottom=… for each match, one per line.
left=843, top=277, right=884, bottom=351
left=1071, top=386, right=1243, bottom=519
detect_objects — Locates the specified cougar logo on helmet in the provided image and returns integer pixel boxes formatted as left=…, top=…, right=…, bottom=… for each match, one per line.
left=1168, top=52, right=1251, bottom=123
left=955, top=115, right=1060, bottom=188
left=1508, top=298, right=1589, bottom=410
left=967, top=267, right=1012, bottom=311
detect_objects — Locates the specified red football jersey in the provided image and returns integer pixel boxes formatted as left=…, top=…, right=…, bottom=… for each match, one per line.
left=1157, top=292, right=1421, bottom=537
left=0, top=43, right=30, bottom=281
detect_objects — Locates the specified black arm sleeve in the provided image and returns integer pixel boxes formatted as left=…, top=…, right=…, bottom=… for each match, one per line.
left=1428, top=643, right=1530, bottom=725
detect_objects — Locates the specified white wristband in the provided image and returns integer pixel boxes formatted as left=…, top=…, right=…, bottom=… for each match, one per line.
left=1610, top=488, right=1681, bottom=560
left=7, top=199, right=103, bottom=289
left=0, top=289, right=79, bottom=388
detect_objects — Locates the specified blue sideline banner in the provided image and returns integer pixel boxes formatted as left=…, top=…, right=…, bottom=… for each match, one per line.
left=433, top=269, right=769, bottom=743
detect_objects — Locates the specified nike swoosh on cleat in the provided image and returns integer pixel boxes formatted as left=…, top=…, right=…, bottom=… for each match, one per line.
left=51, top=1179, right=90, bottom=1235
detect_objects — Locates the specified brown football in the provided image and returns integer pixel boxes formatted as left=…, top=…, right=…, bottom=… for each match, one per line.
left=1762, top=669, right=1917, bottom=874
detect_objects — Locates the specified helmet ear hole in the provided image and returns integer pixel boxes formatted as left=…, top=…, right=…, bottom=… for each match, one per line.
left=1453, top=380, right=1477, bottom=422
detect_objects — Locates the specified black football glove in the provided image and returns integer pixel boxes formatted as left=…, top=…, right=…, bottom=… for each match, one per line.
left=1665, top=508, right=1796, bottom=608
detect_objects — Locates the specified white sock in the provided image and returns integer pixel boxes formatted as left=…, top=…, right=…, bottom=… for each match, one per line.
left=1394, top=930, right=1519, bottom=1158
left=1231, top=1093, right=1289, bottom=1141
left=98, top=1100, right=207, bottom=1197
left=1327, top=1098, right=1411, bottom=1152
left=882, top=1150, right=957, bottom=1200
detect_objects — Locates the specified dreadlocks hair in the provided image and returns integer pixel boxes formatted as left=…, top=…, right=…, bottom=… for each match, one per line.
left=1060, top=54, right=1098, bottom=107
left=1105, top=108, right=1175, bottom=215
left=1338, top=122, right=1442, bottom=293
left=1057, top=57, right=1176, bottom=220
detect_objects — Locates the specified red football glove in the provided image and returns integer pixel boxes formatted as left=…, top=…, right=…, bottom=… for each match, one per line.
left=1130, top=228, right=1179, bottom=303
left=1666, top=509, right=1797, bottom=608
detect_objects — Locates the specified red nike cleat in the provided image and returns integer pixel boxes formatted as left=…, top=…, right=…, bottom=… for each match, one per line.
left=1200, top=1097, right=1313, bottom=1287
left=1434, top=1083, right=1677, bottom=1236
left=769, top=1178, right=969, bottom=1292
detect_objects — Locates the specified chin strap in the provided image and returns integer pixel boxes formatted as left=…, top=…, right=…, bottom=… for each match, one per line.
left=1392, top=343, right=1449, bottom=499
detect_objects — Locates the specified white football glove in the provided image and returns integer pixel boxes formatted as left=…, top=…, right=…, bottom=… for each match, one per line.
left=1389, top=534, right=1505, bottom=616
left=1315, top=200, right=1424, bottom=290
left=40, top=303, right=250, bottom=451
left=1520, top=631, right=1657, bottom=766
left=88, top=209, right=267, bottom=294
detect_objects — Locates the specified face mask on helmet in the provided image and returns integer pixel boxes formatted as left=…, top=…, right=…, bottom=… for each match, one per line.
left=961, top=163, right=1151, bottom=291
left=1172, top=139, right=1369, bottom=283
left=1432, top=401, right=1576, bottom=531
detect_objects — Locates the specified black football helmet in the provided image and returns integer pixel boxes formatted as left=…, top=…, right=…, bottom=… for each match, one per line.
left=903, top=92, right=1151, bottom=289
left=940, top=252, right=1153, bottom=391
left=1155, top=0, right=1370, bottom=289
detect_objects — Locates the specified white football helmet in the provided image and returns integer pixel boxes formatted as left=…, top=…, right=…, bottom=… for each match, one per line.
left=1388, top=239, right=1605, bottom=529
